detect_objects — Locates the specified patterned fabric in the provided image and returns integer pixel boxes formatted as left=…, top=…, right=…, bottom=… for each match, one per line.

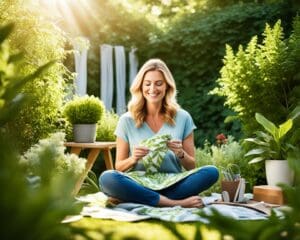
left=124, top=168, right=200, bottom=190
left=140, top=134, right=171, bottom=173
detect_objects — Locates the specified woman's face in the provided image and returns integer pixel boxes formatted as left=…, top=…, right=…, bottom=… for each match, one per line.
left=142, top=70, right=167, bottom=105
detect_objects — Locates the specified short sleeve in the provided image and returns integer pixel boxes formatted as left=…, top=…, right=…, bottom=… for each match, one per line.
left=114, top=114, right=129, bottom=142
left=182, top=110, right=197, bottom=139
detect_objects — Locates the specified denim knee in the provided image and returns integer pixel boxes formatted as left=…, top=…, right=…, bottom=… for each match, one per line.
left=206, top=166, right=219, bottom=184
left=98, top=170, right=120, bottom=194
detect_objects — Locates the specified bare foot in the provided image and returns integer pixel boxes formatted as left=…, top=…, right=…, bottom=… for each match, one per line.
left=176, top=196, right=204, bottom=208
left=158, top=195, right=204, bottom=208
left=107, top=196, right=123, bottom=206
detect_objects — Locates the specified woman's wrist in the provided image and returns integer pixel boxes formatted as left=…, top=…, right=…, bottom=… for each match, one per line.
left=131, top=156, right=138, bottom=165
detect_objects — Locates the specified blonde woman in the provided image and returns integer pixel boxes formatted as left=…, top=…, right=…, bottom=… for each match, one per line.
left=99, top=59, right=218, bottom=208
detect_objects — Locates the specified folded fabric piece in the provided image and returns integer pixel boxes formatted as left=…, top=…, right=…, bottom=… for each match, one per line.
left=139, top=134, right=171, bottom=173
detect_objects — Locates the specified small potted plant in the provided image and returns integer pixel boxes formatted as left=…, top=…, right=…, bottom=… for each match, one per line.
left=244, top=112, right=296, bottom=186
left=63, top=95, right=105, bottom=143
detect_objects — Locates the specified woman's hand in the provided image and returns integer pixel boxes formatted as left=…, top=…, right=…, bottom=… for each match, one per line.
left=132, top=146, right=150, bottom=163
left=167, top=139, right=184, bottom=158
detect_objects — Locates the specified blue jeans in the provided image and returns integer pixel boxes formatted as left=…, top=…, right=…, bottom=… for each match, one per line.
left=99, top=166, right=219, bottom=206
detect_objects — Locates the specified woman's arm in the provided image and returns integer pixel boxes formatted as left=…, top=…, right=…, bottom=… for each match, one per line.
left=168, top=133, right=196, bottom=170
left=115, top=137, right=149, bottom=172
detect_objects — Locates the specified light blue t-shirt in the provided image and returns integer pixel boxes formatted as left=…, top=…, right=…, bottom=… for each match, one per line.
left=114, top=109, right=197, bottom=173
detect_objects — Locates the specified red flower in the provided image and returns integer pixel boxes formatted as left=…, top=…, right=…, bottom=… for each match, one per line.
left=216, top=133, right=226, bottom=141
left=216, top=133, right=227, bottom=146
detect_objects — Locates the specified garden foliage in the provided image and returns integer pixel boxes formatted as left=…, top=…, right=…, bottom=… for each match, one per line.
left=212, top=17, right=300, bottom=135
left=196, top=135, right=264, bottom=193
left=0, top=1, right=69, bottom=150
left=63, top=95, right=105, bottom=124
left=96, top=110, right=119, bottom=141
left=0, top=23, right=84, bottom=240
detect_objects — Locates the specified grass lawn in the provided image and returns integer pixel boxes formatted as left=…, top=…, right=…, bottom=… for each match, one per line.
left=71, top=218, right=222, bottom=240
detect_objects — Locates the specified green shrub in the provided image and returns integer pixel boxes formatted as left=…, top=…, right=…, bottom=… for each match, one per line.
left=20, top=132, right=86, bottom=179
left=63, top=95, right=105, bottom=124
left=0, top=1, right=69, bottom=150
left=196, top=135, right=263, bottom=194
left=211, top=17, right=300, bottom=135
left=96, top=110, right=119, bottom=141
left=0, top=24, right=84, bottom=239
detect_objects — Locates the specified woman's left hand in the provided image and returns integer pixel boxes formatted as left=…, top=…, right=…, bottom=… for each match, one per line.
left=167, top=139, right=184, bottom=157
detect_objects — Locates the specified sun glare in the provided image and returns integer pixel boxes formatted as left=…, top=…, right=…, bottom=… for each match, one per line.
left=38, top=0, right=99, bottom=36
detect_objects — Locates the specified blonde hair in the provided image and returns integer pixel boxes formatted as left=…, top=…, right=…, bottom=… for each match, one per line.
left=128, top=58, right=180, bottom=127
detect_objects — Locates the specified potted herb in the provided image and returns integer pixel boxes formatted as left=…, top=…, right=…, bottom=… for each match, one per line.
left=63, top=95, right=105, bottom=143
left=244, top=113, right=295, bottom=186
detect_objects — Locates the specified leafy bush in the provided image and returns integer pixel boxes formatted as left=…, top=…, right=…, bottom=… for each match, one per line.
left=20, top=132, right=86, bottom=179
left=0, top=24, right=85, bottom=239
left=196, top=135, right=264, bottom=194
left=96, top=110, right=119, bottom=141
left=0, top=1, right=69, bottom=150
left=63, top=95, right=105, bottom=124
left=211, top=17, right=300, bottom=135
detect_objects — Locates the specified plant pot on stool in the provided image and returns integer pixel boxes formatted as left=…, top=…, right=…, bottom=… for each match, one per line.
left=63, top=95, right=105, bottom=143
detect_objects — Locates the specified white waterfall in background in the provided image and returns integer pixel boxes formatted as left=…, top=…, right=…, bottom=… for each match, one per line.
left=73, top=37, right=89, bottom=96
left=129, top=47, right=138, bottom=86
left=114, top=46, right=126, bottom=115
left=100, top=44, right=114, bottom=111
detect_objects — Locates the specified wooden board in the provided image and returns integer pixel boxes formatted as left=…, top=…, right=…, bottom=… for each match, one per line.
left=253, top=185, right=285, bottom=205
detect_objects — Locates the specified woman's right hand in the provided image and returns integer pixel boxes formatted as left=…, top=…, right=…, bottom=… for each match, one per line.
left=132, top=146, right=149, bottom=163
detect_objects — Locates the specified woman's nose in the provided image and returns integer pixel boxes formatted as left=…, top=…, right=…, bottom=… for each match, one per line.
left=149, top=83, right=156, bottom=92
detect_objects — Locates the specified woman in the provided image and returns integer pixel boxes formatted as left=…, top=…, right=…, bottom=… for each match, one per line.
left=99, top=58, right=218, bottom=208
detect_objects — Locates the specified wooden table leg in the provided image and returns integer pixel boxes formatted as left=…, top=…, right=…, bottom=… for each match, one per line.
left=73, top=148, right=101, bottom=196
left=102, top=148, right=114, bottom=170
left=70, top=147, right=82, bottom=155
left=86, top=149, right=101, bottom=172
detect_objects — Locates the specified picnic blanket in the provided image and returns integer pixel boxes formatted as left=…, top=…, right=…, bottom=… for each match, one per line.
left=63, top=192, right=283, bottom=223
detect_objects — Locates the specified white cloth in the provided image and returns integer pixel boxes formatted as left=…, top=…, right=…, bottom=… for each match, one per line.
left=114, top=46, right=126, bottom=115
left=100, top=44, right=114, bottom=111
left=129, top=47, right=138, bottom=86
left=73, top=38, right=89, bottom=96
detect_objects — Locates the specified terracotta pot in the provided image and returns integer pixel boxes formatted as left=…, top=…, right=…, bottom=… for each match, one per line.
left=221, top=180, right=240, bottom=202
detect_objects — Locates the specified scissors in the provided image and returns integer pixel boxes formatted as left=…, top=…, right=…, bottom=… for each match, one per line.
left=221, top=164, right=241, bottom=181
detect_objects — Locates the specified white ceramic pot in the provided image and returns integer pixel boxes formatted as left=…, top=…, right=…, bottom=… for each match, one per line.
left=265, top=160, right=294, bottom=186
left=73, top=124, right=97, bottom=143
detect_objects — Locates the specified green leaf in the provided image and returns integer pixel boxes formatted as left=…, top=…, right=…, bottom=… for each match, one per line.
left=244, top=137, right=269, bottom=146
left=255, top=113, right=278, bottom=139
left=249, top=156, right=265, bottom=164
left=278, top=119, right=293, bottom=140
left=245, top=148, right=266, bottom=157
